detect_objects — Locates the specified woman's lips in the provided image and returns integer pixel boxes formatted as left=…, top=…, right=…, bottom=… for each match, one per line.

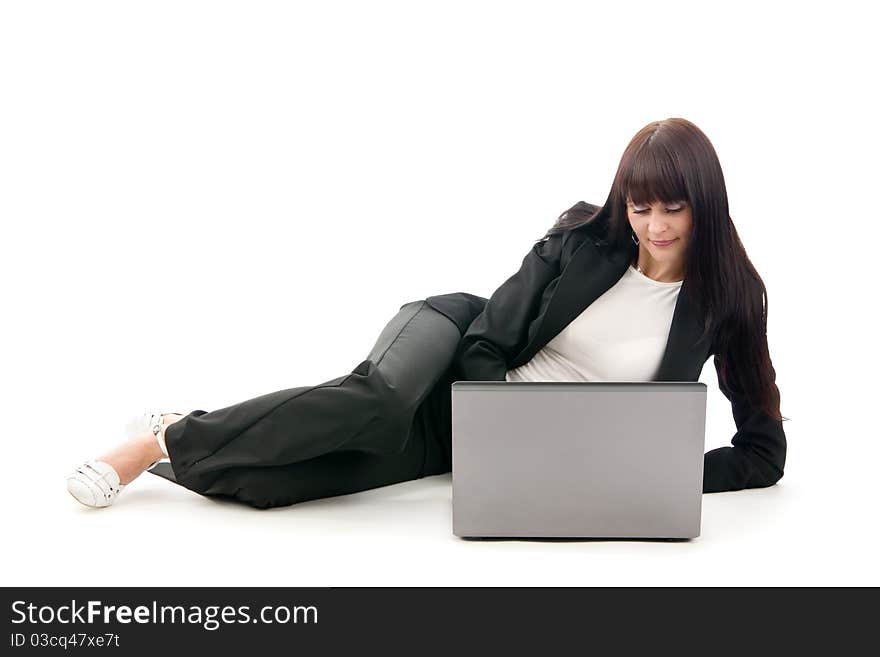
left=650, top=239, right=677, bottom=247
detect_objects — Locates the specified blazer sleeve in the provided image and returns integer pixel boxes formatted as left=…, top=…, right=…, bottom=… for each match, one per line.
left=452, top=232, right=566, bottom=382
left=703, top=353, right=787, bottom=493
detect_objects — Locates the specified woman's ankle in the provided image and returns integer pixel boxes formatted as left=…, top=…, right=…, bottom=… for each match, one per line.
left=155, top=413, right=184, bottom=458
left=98, top=434, right=164, bottom=485
left=92, top=413, right=185, bottom=486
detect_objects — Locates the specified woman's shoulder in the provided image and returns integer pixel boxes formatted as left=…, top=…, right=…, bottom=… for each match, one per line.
left=538, top=209, right=607, bottom=247
left=528, top=201, right=620, bottom=272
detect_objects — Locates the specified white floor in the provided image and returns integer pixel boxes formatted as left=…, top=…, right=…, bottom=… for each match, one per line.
left=7, top=280, right=878, bottom=588
left=6, top=416, right=875, bottom=587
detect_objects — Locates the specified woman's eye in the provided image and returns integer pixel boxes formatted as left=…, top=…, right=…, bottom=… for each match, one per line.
left=633, top=207, right=682, bottom=214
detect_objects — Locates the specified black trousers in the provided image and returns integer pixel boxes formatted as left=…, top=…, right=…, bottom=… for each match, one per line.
left=148, top=299, right=473, bottom=509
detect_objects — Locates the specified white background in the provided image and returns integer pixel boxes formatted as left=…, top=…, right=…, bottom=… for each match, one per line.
left=1, top=0, right=877, bottom=586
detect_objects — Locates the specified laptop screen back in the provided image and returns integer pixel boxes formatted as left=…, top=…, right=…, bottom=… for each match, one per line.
left=451, top=381, right=707, bottom=539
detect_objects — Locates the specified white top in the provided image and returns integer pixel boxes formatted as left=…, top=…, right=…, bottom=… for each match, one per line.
left=505, top=265, right=682, bottom=383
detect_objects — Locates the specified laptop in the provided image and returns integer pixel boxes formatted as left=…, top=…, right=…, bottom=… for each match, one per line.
left=451, top=381, right=707, bottom=539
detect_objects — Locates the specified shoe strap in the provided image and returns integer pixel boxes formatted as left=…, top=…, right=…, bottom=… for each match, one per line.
left=150, top=413, right=170, bottom=458
left=78, top=460, right=122, bottom=499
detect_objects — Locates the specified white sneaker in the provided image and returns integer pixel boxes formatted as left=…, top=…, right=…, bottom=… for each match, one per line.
left=67, top=459, right=125, bottom=508
left=67, top=410, right=187, bottom=508
left=125, top=410, right=185, bottom=465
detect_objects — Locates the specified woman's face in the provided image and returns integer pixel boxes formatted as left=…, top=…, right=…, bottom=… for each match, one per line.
left=626, top=196, right=694, bottom=264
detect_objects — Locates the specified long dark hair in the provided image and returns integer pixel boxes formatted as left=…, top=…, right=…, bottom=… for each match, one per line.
left=544, top=118, right=786, bottom=423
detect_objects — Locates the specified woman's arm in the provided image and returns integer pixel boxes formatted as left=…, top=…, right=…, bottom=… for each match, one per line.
left=703, top=353, right=787, bottom=492
left=452, top=232, right=566, bottom=381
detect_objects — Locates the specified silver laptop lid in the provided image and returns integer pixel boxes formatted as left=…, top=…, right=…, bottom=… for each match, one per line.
left=452, top=381, right=707, bottom=539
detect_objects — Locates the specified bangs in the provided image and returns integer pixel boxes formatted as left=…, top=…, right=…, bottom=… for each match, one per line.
left=621, top=147, right=690, bottom=207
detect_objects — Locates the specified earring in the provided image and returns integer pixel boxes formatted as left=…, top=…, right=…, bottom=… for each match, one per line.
left=630, top=230, right=639, bottom=245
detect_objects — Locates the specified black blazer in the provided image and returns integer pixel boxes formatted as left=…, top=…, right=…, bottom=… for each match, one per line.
left=425, top=213, right=786, bottom=494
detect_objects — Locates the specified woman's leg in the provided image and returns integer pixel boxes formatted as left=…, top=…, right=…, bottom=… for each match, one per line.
left=148, top=299, right=463, bottom=508
left=94, top=414, right=183, bottom=485
left=167, top=423, right=433, bottom=509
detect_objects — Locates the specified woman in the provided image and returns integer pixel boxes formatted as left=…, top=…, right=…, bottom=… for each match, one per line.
left=67, top=117, right=788, bottom=509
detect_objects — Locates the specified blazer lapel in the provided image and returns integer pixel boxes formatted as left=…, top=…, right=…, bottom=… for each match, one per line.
left=510, top=236, right=633, bottom=368
left=652, top=275, right=713, bottom=381
left=509, top=235, right=711, bottom=382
